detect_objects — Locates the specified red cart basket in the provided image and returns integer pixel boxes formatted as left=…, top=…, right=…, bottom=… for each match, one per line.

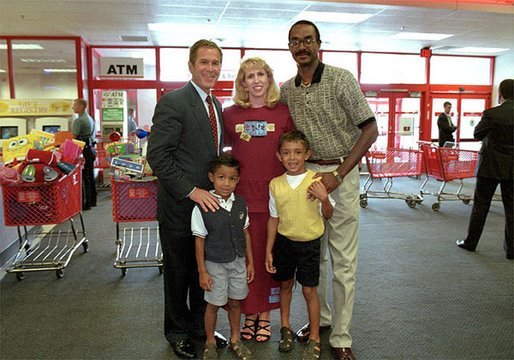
left=360, top=148, right=424, bottom=208
left=110, top=177, right=162, bottom=276
left=419, top=144, right=479, bottom=211
left=1, top=163, right=88, bottom=280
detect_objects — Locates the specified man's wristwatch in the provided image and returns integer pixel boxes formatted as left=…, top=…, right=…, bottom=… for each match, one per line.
left=332, top=170, right=343, bottom=184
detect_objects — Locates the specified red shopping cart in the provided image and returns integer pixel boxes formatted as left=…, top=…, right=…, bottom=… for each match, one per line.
left=419, top=144, right=479, bottom=211
left=360, top=148, right=424, bottom=208
left=1, top=163, right=88, bottom=280
left=110, top=177, right=162, bottom=276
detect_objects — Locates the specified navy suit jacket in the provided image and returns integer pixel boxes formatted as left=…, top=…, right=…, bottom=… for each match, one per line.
left=147, top=82, right=223, bottom=224
left=474, top=99, right=513, bottom=180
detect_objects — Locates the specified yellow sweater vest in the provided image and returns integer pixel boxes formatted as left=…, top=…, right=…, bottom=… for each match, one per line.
left=270, top=169, right=325, bottom=241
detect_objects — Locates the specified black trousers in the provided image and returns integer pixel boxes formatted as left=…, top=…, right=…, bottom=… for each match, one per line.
left=82, top=146, right=97, bottom=209
left=465, top=176, right=513, bottom=257
left=158, top=199, right=206, bottom=344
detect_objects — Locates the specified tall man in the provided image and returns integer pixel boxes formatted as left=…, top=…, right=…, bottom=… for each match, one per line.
left=437, top=101, right=457, bottom=147
left=280, top=20, right=378, bottom=360
left=147, top=39, right=227, bottom=359
left=72, top=98, right=97, bottom=210
left=456, top=79, right=513, bottom=259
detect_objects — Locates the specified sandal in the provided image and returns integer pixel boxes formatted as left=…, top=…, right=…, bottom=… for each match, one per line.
left=278, top=326, right=294, bottom=353
left=230, top=340, right=252, bottom=360
left=240, top=317, right=257, bottom=340
left=203, top=343, right=218, bottom=360
left=302, top=339, right=321, bottom=360
left=255, top=319, right=271, bottom=342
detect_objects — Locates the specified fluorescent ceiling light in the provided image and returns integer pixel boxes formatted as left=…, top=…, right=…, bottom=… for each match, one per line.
left=391, top=32, right=453, bottom=41
left=296, top=11, right=374, bottom=23
left=21, top=58, right=65, bottom=63
left=451, top=47, right=509, bottom=54
left=149, top=23, right=214, bottom=32
left=0, top=69, right=5, bottom=73
left=0, top=44, right=44, bottom=50
left=43, top=69, right=76, bottom=73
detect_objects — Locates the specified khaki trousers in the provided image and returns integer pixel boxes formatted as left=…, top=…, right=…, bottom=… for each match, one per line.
left=306, top=162, right=360, bottom=348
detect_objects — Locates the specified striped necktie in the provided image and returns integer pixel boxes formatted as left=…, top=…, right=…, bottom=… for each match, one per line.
left=206, top=95, right=218, bottom=151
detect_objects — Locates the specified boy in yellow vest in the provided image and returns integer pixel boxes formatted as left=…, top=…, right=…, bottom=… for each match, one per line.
left=265, top=130, right=333, bottom=360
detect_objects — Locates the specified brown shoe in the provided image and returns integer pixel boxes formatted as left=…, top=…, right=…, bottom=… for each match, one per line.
left=331, top=347, right=356, bottom=360
left=296, top=323, right=332, bottom=343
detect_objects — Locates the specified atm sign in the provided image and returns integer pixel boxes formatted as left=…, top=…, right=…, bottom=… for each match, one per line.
left=100, top=57, right=144, bottom=78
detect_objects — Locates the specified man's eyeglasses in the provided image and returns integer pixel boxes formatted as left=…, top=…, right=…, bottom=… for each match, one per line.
left=288, top=38, right=317, bottom=48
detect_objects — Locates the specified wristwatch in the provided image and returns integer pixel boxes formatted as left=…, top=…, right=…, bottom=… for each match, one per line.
left=332, top=170, right=343, bottom=184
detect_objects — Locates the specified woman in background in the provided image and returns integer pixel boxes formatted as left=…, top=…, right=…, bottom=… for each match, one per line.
left=223, top=57, right=294, bottom=342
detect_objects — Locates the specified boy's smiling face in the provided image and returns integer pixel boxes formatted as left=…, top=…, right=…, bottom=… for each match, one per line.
left=208, top=165, right=240, bottom=200
left=276, top=140, right=312, bottom=176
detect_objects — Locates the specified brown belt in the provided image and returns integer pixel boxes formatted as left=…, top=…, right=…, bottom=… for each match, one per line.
left=306, top=158, right=342, bottom=166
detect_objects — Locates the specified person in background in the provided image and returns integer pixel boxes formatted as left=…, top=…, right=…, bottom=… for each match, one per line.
left=437, top=101, right=458, bottom=147
left=456, top=78, right=513, bottom=260
left=72, top=98, right=97, bottom=211
left=265, top=130, right=333, bottom=360
left=223, top=56, right=294, bottom=343
left=146, top=39, right=227, bottom=359
left=192, top=154, right=255, bottom=360
left=281, top=20, right=378, bottom=360
left=127, top=108, right=138, bottom=134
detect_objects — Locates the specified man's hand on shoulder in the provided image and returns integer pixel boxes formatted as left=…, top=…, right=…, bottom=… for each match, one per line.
left=189, top=188, right=220, bottom=212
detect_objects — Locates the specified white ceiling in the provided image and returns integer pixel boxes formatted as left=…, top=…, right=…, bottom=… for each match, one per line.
left=0, top=0, right=513, bottom=55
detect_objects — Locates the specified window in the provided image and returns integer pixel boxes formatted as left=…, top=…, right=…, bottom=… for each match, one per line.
left=322, top=52, right=358, bottom=79
left=12, top=40, right=78, bottom=99
left=243, top=50, right=297, bottom=85
left=0, top=39, right=8, bottom=99
left=430, top=56, right=491, bottom=85
left=361, top=53, right=425, bottom=84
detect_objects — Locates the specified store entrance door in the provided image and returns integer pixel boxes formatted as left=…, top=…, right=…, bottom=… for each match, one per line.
left=430, top=94, right=489, bottom=149
left=366, top=92, right=421, bottom=149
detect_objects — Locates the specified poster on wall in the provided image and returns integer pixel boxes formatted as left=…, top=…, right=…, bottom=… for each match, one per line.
left=101, top=91, right=126, bottom=123
left=0, top=99, right=73, bottom=116
left=399, top=115, right=414, bottom=135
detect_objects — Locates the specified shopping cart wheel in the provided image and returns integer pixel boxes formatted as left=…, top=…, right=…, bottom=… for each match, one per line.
left=406, top=199, right=417, bottom=208
left=56, top=269, right=64, bottom=279
left=82, top=241, right=89, bottom=253
left=432, top=203, right=441, bottom=211
left=16, top=272, right=26, bottom=281
left=121, top=268, right=127, bottom=276
left=359, top=199, right=368, bottom=208
left=462, top=199, right=471, bottom=205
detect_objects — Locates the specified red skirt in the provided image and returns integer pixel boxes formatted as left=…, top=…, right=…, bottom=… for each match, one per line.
left=241, top=212, right=281, bottom=315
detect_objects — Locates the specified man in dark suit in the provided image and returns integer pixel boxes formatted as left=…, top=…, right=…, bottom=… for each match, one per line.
left=147, top=39, right=227, bottom=359
left=457, top=79, right=513, bottom=260
left=437, top=101, right=458, bottom=147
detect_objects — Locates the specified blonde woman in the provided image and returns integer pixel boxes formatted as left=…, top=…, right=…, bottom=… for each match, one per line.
left=223, top=57, right=294, bottom=342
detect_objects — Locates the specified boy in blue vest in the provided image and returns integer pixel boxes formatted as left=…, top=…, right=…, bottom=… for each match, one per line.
left=192, top=154, right=255, bottom=360
left=265, top=130, right=333, bottom=360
